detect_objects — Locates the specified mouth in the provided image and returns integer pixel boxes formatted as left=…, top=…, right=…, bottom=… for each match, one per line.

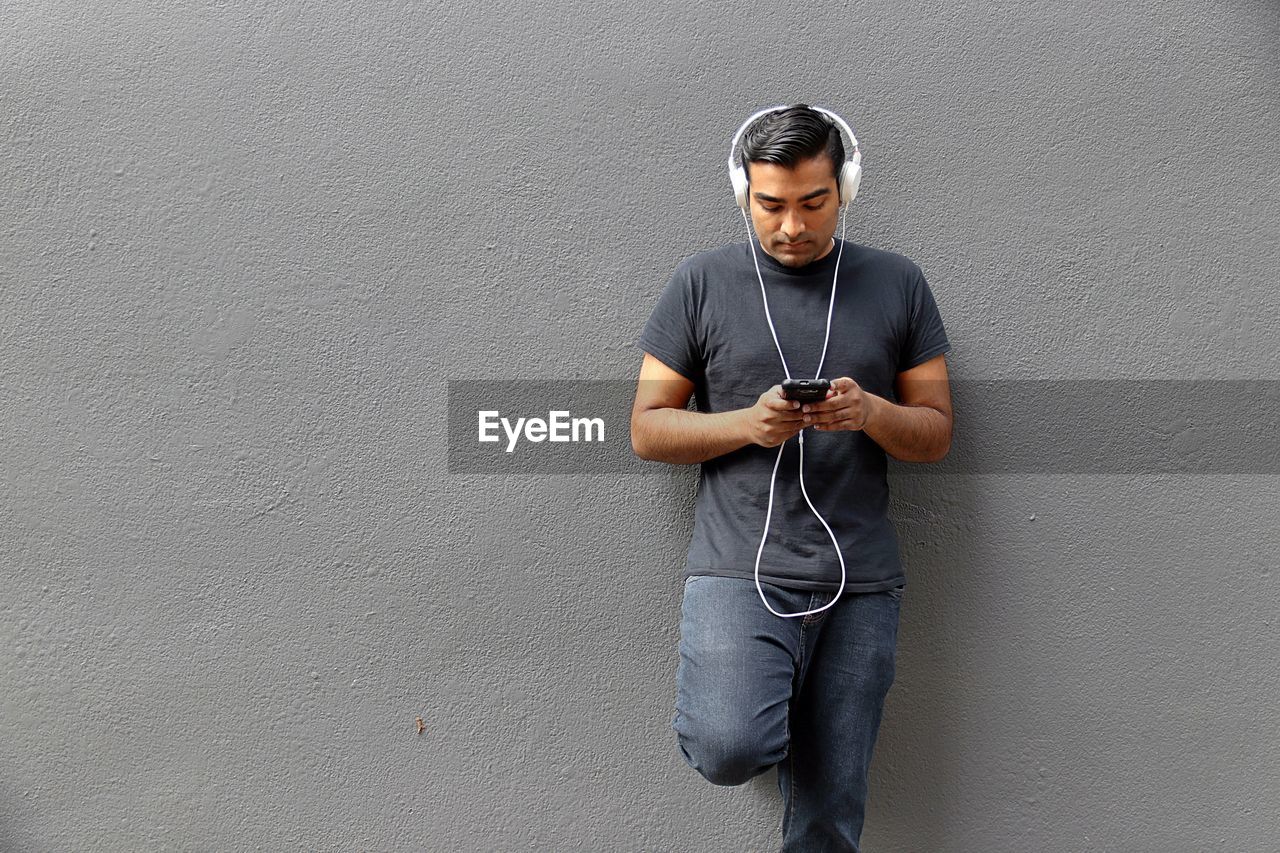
left=777, top=241, right=809, bottom=251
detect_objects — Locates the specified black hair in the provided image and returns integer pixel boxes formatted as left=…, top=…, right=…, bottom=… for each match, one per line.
left=738, top=104, right=845, bottom=182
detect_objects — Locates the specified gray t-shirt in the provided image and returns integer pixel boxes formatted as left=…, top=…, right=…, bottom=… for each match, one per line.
left=637, top=238, right=950, bottom=593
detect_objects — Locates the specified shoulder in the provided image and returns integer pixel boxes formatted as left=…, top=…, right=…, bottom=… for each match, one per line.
left=840, top=240, right=924, bottom=283
left=671, top=242, right=749, bottom=279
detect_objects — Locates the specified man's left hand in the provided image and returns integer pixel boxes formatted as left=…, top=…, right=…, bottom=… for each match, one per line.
left=802, top=377, right=876, bottom=432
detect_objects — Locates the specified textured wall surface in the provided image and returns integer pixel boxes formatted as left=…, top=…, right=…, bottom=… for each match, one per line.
left=4, top=0, right=1279, bottom=850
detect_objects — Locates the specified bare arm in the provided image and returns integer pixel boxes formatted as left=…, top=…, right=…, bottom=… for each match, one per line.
left=630, top=353, right=806, bottom=465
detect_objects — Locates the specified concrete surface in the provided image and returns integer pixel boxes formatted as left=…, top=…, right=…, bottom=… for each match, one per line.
left=3, top=0, right=1279, bottom=850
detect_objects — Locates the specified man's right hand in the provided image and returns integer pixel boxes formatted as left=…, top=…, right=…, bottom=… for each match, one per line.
left=741, top=385, right=807, bottom=448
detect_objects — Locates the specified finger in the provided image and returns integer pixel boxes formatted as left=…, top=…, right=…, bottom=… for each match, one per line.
left=804, top=408, right=849, bottom=425
left=764, top=394, right=802, bottom=412
left=832, top=377, right=857, bottom=394
left=804, top=391, right=855, bottom=412
left=802, top=398, right=840, bottom=414
left=807, top=385, right=853, bottom=411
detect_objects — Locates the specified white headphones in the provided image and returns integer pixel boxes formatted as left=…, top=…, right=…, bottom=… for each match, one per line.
left=727, top=104, right=863, bottom=210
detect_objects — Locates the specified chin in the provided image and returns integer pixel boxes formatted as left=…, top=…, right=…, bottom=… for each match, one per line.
left=773, top=247, right=816, bottom=267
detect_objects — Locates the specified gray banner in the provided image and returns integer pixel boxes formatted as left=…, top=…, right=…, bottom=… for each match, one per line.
left=446, top=380, right=1280, bottom=474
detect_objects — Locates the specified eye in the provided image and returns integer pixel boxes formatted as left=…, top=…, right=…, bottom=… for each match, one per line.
left=804, top=202, right=825, bottom=210
left=760, top=204, right=781, bottom=213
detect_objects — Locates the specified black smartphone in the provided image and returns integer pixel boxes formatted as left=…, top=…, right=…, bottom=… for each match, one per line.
left=781, top=378, right=831, bottom=403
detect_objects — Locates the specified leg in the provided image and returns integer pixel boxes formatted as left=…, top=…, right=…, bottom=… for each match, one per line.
left=671, top=576, right=810, bottom=787
left=779, top=585, right=903, bottom=852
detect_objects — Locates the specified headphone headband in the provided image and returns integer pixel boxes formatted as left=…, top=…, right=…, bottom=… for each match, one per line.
left=727, top=104, right=862, bottom=210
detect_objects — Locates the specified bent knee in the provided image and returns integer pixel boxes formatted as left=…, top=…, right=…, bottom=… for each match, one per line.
left=676, top=721, right=787, bottom=787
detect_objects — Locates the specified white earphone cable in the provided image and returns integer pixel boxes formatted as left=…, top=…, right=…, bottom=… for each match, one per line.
left=742, top=206, right=850, bottom=618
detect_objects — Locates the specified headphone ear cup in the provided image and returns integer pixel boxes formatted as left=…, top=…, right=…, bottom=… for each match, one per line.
left=730, top=165, right=749, bottom=210
left=839, top=161, right=862, bottom=207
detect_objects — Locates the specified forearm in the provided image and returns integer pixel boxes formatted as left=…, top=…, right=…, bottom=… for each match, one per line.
left=863, top=393, right=951, bottom=462
left=631, top=407, right=753, bottom=465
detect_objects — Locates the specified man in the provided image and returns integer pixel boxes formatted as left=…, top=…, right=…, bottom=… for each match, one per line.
left=630, top=104, right=952, bottom=852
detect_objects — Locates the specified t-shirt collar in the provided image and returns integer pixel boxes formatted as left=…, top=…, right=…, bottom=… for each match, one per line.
left=754, top=237, right=842, bottom=278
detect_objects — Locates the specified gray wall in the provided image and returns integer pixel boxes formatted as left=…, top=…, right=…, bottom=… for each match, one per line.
left=4, top=0, right=1279, bottom=850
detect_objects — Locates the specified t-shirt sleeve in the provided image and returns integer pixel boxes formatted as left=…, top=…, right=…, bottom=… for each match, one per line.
left=899, top=267, right=951, bottom=372
left=636, top=261, right=704, bottom=382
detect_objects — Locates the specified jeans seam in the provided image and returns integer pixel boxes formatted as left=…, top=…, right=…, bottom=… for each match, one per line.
left=785, top=599, right=813, bottom=838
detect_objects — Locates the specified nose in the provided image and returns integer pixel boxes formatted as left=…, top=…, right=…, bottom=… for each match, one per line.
left=780, top=207, right=804, bottom=240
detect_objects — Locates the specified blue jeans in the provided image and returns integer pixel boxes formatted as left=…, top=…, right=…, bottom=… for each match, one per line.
left=672, top=575, right=903, bottom=853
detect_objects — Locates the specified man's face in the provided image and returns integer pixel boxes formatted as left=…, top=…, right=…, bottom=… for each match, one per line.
left=745, top=154, right=841, bottom=268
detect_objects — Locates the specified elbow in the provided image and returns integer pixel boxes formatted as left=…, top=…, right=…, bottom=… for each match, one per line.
left=632, top=412, right=675, bottom=463
left=893, top=446, right=948, bottom=464
left=928, top=429, right=952, bottom=463
left=892, top=433, right=950, bottom=464
left=630, top=418, right=653, bottom=461
left=922, top=413, right=952, bottom=463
